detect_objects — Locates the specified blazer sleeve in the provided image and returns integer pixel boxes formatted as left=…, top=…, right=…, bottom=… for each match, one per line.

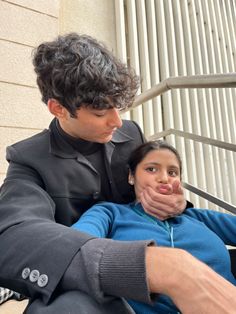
left=0, top=147, right=153, bottom=305
left=0, top=151, right=95, bottom=303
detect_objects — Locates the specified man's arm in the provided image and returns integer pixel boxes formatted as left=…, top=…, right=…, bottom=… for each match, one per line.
left=0, top=161, right=152, bottom=304
left=62, top=239, right=236, bottom=312
left=59, top=239, right=153, bottom=304
left=0, top=170, right=95, bottom=303
left=145, top=246, right=236, bottom=314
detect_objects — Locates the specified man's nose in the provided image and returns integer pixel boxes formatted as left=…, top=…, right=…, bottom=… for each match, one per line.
left=108, top=109, right=122, bottom=128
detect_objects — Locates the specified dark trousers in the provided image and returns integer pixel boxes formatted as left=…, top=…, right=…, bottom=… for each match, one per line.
left=25, top=290, right=135, bottom=314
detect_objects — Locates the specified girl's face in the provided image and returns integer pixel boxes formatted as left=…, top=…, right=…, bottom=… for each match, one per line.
left=130, top=149, right=181, bottom=202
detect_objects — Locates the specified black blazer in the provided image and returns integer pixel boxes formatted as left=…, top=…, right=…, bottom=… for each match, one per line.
left=0, top=119, right=145, bottom=302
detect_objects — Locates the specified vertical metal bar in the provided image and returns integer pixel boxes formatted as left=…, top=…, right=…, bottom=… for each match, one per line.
left=136, top=0, right=154, bottom=137
left=126, top=0, right=144, bottom=130
left=171, top=0, right=199, bottom=204
left=162, top=0, right=190, bottom=201
left=145, top=0, right=163, bottom=134
left=154, top=0, right=175, bottom=148
left=180, top=0, right=208, bottom=207
left=217, top=0, right=236, bottom=205
left=115, top=0, right=131, bottom=121
left=210, top=0, right=235, bottom=204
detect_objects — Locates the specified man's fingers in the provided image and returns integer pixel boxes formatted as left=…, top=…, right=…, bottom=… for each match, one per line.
left=172, top=180, right=183, bottom=194
left=140, top=189, right=173, bottom=220
left=140, top=184, right=186, bottom=219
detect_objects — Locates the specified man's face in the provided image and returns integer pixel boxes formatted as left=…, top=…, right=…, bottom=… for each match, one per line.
left=59, top=106, right=123, bottom=143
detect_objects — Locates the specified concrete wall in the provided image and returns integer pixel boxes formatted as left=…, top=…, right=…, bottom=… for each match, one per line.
left=60, top=0, right=116, bottom=52
left=0, top=0, right=59, bottom=183
left=0, top=0, right=116, bottom=184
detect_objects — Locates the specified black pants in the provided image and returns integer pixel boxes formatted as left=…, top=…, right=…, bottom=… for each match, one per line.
left=25, top=290, right=135, bottom=314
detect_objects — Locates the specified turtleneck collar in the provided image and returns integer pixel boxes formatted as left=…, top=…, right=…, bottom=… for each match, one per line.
left=55, top=119, right=102, bottom=155
left=49, top=118, right=134, bottom=159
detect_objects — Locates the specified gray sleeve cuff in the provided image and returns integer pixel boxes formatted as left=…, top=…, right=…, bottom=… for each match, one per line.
left=99, top=239, right=155, bottom=303
left=59, top=238, right=155, bottom=304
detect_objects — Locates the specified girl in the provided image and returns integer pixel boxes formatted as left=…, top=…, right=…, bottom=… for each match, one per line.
left=72, top=140, right=236, bottom=313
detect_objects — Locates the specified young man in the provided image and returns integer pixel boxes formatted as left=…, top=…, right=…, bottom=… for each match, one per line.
left=0, top=33, right=236, bottom=314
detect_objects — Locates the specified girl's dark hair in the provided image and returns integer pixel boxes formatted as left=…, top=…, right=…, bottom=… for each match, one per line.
left=33, top=33, right=140, bottom=117
left=128, top=140, right=182, bottom=178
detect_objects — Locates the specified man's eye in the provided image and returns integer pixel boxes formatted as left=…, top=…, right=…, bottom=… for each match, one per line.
left=94, top=112, right=106, bottom=117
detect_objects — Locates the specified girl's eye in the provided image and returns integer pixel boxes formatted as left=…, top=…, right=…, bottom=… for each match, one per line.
left=169, top=170, right=179, bottom=177
left=146, top=167, right=157, bottom=173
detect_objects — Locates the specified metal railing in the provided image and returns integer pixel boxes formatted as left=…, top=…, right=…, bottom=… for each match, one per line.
left=149, top=129, right=236, bottom=214
left=123, top=73, right=236, bottom=113
left=124, top=73, right=236, bottom=214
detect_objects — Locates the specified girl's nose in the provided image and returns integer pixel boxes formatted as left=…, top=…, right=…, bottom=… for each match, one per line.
left=157, top=171, right=168, bottom=183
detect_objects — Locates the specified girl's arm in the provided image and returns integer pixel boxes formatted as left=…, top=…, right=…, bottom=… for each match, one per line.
left=185, top=208, right=236, bottom=245
left=72, top=202, right=114, bottom=237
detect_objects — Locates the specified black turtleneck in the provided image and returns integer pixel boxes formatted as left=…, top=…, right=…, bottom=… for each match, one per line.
left=55, top=119, right=112, bottom=200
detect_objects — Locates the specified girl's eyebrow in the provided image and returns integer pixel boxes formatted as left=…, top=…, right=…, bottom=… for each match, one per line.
left=143, top=162, right=160, bottom=166
left=143, top=162, right=180, bottom=169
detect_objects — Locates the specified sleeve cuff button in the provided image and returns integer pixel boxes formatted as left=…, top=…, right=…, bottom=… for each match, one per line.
left=37, top=274, right=48, bottom=288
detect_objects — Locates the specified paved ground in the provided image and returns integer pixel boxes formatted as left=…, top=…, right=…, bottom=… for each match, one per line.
left=0, top=299, right=28, bottom=314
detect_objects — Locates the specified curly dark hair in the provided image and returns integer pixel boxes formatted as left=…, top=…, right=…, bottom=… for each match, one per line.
left=32, top=33, right=140, bottom=117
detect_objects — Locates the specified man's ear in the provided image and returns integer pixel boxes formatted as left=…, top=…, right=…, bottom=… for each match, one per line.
left=128, top=172, right=134, bottom=185
left=47, top=99, right=68, bottom=119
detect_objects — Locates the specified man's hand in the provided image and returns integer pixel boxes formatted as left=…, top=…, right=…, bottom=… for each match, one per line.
left=140, top=180, right=186, bottom=220
left=146, top=246, right=236, bottom=314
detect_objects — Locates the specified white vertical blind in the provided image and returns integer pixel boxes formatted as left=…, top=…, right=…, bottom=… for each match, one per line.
left=145, top=0, right=163, bottom=134
left=115, top=0, right=236, bottom=210
left=115, top=0, right=131, bottom=121
left=126, top=0, right=144, bottom=130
